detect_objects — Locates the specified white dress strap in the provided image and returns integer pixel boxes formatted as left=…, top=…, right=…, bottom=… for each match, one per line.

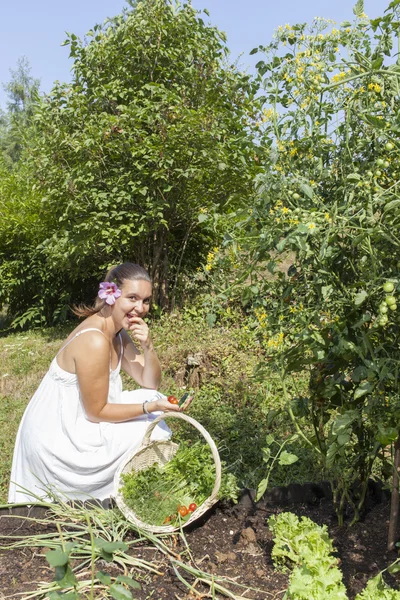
left=56, top=328, right=107, bottom=358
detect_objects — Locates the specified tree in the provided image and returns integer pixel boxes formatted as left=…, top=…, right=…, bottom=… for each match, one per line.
left=0, top=57, right=40, bottom=165
left=1, top=0, right=260, bottom=325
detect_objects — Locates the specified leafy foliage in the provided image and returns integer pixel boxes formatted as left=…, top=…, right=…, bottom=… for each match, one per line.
left=0, top=57, right=40, bottom=166
left=120, top=440, right=239, bottom=526
left=0, top=0, right=261, bottom=326
left=269, top=512, right=347, bottom=599
left=208, top=1, right=400, bottom=524
left=270, top=512, right=400, bottom=599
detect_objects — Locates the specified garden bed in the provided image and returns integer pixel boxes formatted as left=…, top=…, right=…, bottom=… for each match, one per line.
left=0, top=483, right=398, bottom=599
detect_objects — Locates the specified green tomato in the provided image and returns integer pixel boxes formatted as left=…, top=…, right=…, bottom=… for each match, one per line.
left=377, top=158, right=384, bottom=166
left=384, top=161, right=390, bottom=168
left=385, top=142, right=394, bottom=151
left=389, top=303, right=397, bottom=311
left=292, top=193, right=300, bottom=200
left=383, top=281, right=395, bottom=293
left=375, top=170, right=382, bottom=177
left=379, top=305, right=388, bottom=314
left=366, top=171, right=373, bottom=177
left=378, top=315, right=388, bottom=326
left=386, top=295, right=397, bottom=306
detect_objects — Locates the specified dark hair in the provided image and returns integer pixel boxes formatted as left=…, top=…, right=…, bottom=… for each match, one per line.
left=73, top=263, right=152, bottom=318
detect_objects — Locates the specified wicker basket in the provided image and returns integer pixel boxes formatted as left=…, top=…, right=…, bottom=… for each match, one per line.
left=113, top=412, right=222, bottom=533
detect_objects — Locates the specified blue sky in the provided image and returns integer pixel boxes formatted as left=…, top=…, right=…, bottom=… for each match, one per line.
left=0, top=0, right=390, bottom=110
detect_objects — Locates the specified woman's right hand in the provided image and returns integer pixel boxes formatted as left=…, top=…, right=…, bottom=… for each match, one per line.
left=154, top=395, right=193, bottom=413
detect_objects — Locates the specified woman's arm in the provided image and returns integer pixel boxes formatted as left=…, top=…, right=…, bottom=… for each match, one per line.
left=75, top=331, right=182, bottom=423
left=120, top=320, right=162, bottom=389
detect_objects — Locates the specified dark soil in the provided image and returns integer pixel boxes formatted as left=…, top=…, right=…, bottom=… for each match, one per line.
left=0, top=489, right=399, bottom=600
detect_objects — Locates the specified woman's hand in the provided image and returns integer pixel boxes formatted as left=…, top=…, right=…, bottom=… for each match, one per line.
left=154, top=395, right=194, bottom=413
left=127, top=316, right=151, bottom=348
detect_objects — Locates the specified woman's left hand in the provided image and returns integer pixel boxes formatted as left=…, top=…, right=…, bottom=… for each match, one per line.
left=127, top=316, right=151, bottom=348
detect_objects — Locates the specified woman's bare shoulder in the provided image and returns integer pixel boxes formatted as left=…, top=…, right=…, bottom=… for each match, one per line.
left=57, top=320, right=110, bottom=373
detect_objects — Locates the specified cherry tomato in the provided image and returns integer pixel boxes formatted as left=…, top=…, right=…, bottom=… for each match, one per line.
left=168, top=395, right=178, bottom=404
left=386, top=296, right=397, bottom=306
left=178, top=505, right=189, bottom=517
left=383, top=282, right=395, bottom=293
left=188, top=503, right=197, bottom=512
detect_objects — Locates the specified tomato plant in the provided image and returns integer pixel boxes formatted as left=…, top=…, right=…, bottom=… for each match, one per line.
left=208, top=0, right=400, bottom=530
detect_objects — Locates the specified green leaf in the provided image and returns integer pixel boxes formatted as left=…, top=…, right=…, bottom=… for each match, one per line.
left=353, top=0, right=364, bottom=17
left=109, top=584, right=134, bottom=600
left=250, top=48, right=259, bottom=55
left=55, top=565, right=78, bottom=588
left=384, top=199, right=400, bottom=212
left=46, top=549, right=69, bottom=567
left=299, top=183, right=314, bottom=200
left=278, top=451, right=299, bottom=466
left=198, top=213, right=208, bottom=223
left=116, top=575, right=141, bottom=589
left=388, top=561, right=400, bottom=574
left=97, top=571, right=112, bottom=585
left=256, top=475, right=270, bottom=501
left=346, top=173, right=361, bottom=182
left=262, top=447, right=272, bottom=462
left=372, top=56, right=384, bottom=70
left=376, top=426, right=398, bottom=446
left=321, top=285, right=333, bottom=300
left=351, top=366, right=368, bottom=383
left=206, top=313, right=217, bottom=327
left=101, top=541, right=129, bottom=554
left=354, top=381, right=373, bottom=400
left=100, top=549, right=114, bottom=562
left=332, top=411, right=359, bottom=435
left=363, top=114, right=386, bottom=129
left=354, top=290, right=368, bottom=306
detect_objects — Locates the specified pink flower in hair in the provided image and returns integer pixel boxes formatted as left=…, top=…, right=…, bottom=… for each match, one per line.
left=98, top=281, right=122, bottom=305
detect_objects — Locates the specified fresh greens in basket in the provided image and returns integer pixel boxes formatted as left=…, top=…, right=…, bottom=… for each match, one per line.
left=120, top=441, right=239, bottom=526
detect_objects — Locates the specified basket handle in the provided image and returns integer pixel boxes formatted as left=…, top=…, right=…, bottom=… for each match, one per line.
left=143, top=412, right=222, bottom=503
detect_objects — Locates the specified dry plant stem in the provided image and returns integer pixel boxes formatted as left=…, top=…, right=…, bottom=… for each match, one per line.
left=171, top=559, right=269, bottom=599
left=388, top=435, right=400, bottom=551
left=85, top=513, right=95, bottom=600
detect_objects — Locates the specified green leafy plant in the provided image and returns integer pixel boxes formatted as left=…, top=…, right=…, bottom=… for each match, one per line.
left=120, top=440, right=239, bottom=526
left=269, top=512, right=400, bottom=599
left=256, top=433, right=299, bottom=501
left=206, top=0, right=400, bottom=529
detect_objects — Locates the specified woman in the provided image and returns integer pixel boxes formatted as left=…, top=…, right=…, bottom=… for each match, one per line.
left=8, top=262, right=191, bottom=503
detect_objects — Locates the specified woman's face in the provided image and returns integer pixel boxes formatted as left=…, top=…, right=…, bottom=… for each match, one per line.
left=114, top=278, right=152, bottom=328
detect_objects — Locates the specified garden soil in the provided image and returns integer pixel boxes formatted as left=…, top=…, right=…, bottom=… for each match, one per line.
left=0, top=489, right=398, bottom=599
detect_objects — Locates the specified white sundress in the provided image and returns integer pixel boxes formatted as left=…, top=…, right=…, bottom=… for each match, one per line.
left=8, top=328, right=171, bottom=503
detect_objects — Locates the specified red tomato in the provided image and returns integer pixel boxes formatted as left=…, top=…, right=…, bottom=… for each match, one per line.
left=168, top=395, right=178, bottom=404
left=188, top=503, right=197, bottom=512
left=178, top=505, right=189, bottom=517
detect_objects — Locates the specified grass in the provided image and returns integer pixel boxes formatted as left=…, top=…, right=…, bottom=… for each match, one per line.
left=0, top=309, right=321, bottom=503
